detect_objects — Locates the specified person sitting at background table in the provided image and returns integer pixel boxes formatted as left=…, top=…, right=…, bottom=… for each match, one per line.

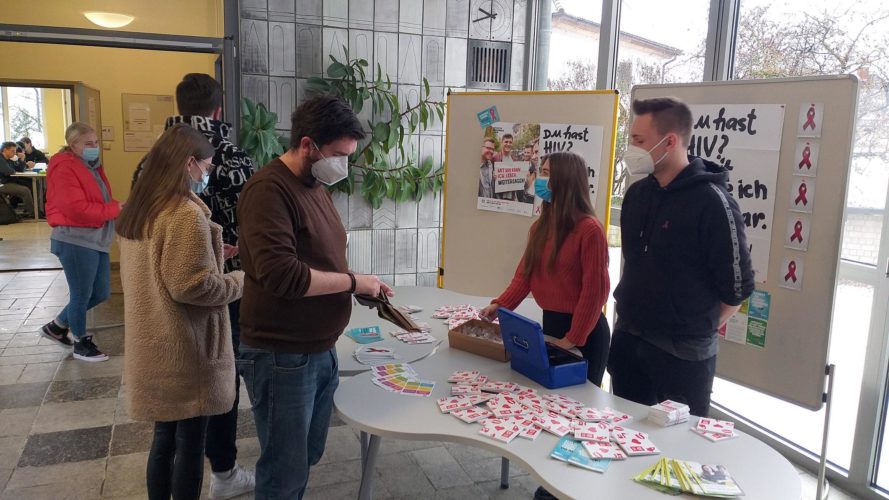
left=0, top=141, right=34, bottom=219
left=20, top=137, right=49, bottom=167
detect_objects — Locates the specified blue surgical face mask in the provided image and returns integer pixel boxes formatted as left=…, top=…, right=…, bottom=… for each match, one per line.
left=81, top=147, right=100, bottom=163
left=191, top=171, right=210, bottom=194
left=534, top=177, right=552, bottom=202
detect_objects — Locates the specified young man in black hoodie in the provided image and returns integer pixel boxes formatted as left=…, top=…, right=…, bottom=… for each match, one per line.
left=608, top=97, right=754, bottom=417
left=132, top=74, right=256, bottom=499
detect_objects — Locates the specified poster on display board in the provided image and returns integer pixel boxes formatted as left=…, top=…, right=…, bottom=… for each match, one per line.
left=687, top=104, right=786, bottom=282
left=477, top=121, right=604, bottom=217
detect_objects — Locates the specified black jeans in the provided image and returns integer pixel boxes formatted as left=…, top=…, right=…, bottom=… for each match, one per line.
left=205, top=299, right=241, bottom=473
left=607, top=330, right=717, bottom=417
left=543, top=310, right=611, bottom=386
left=147, top=416, right=209, bottom=500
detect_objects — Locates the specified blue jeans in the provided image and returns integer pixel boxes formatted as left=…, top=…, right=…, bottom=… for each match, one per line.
left=239, top=346, right=339, bottom=500
left=50, top=239, right=110, bottom=340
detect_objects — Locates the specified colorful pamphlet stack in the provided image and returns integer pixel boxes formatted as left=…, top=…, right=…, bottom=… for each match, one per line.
left=648, top=400, right=691, bottom=427
left=353, top=345, right=400, bottom=365
left=634, top=457, right=744, bottom=497
left=550, top=436, right=611, bottom=473
left=691, top=418, right=739, bottom=442
left=369, top=363, right=435, bottom=397
left=345, top=326, right=383, bottom=344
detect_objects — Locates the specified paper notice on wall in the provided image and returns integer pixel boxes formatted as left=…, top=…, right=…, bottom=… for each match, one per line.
left=123, top=131, right=156, bottom=152
left=477, top=121, right=603, bottom=218
left=128, top=103, right=151, bottom=132
left=719, top=290, right=770, bottom=348
left=688, top=104, right=786, bottom=283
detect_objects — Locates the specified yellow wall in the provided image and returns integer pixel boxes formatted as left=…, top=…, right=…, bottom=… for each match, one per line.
left=41, top=88, right=69, bottom=155
left=0, top=0, right=223, bottom=38
left=2, top=41, right=217, bottom=260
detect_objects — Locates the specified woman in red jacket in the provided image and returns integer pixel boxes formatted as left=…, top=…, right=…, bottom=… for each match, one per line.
left=480, top=151, right=611, bottom=383
left=40, top=122, right=122, bottom=362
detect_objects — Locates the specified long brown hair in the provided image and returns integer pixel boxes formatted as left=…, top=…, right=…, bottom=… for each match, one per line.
left=523, top=151, right=596, bottom=278
left=116, top=124, right=214, bottom=240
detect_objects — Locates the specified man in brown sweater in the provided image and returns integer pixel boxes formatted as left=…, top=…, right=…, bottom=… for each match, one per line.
left=237, top=96, right=392, bottom=499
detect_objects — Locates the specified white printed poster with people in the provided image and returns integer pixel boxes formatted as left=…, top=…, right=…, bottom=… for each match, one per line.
left=477, top=122, right=603, bottom=217
left=688, top=104, right=786, bottom=282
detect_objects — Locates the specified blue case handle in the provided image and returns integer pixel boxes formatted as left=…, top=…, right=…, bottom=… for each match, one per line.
left=512, top=335, right=530, bottom=351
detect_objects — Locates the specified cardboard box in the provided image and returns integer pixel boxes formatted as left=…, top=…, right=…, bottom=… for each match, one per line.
left=448, top=319, right=510, bottom=362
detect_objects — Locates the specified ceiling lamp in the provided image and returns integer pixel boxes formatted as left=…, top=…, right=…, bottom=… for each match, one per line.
left=83, top=12, right=135, bottom=29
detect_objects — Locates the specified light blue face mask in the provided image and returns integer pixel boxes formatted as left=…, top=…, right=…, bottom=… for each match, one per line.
left=191, top=171, right=210, bottom=194
left=81, top=147, right=100, bottom=163
left=534, top=177, right=552, bottom=202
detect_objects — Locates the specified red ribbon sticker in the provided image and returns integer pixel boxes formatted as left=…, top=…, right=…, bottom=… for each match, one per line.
left=790, top=221, right=804, bottom=243
left=803, top=105, right=817, bottom=130
left=795, top=183, right=808, bottom=206
left=798, top=146, right=812, bottom=169
left=785, top=261, right=797, bottom=282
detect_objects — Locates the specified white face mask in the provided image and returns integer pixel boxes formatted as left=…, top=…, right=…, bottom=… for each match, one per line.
left=622, top=135, right=669, bottom=175
left=310, top=142, right=349, bottom=186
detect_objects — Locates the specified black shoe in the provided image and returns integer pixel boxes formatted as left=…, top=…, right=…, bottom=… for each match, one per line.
left=534, top=486, right=558, bottom=500
left=73, top=336, right=109, bottom=362
left=41, top=321, right=73, bottom=346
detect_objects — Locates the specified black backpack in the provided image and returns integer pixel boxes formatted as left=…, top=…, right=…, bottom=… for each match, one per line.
left=0, top=194, right=20, bottom=224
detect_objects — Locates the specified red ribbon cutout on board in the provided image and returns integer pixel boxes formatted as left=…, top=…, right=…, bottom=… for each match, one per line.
left=795, top=183, right=808, bottom=206
left=785, top=261, right=797, bottom=282
left=790, top=221, right=804, bottom=243
left=798, top=146, right=812, bottom=169
left=803, top=106, right=817, bottom=130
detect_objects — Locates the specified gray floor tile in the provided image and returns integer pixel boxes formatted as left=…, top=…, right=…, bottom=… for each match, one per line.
left=0, top=469, right=10, bottom=495
left=460, top=456, right=528, bottom=484
left=444, top=441, right=499, bottom=466
left=54, top=355, right=123, bottom=381
left=409, top=447, right=475, bottom=489
left=0, top=366, right=24, bottom=386
left=32, top=398, right=116, bottom=434
left=304, top=479, right=392, bottom=499
left=0, top=407, right=38, bottom=438
left=316, top=425, right=361, bottom=465
left=44, top=376, right=120, bottom=403
left=94, top=329, right=125, bottom=357
left=0, top=353, right=67, bottom=366
left=5, top=335, right=40, bottom=349
left=18, top=425, right=112, bottom=467
left=478, top=476, right=540, bottom=499
left=0, top=437, right=26, bottom=469
left=102, top=452, right=148, bottom=498
left=430, top=483, right=491, bottom=500
left=5, top=457, right=107, bottom=491
left=16, top=363, right=57, bottom=384
left=0, top=382, right=49, bottom=410
left=378, top=437, right=443, bottom=455
left=109, top=422, right=153, bottom=456
left=306, top=458, right=363, bottom=488
left=373, top=451, right=435, bottom=497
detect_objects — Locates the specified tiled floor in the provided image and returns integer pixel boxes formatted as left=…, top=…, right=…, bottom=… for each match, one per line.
left=0, top=269, right=862, bottom=499
left=0, top=223, right=58, bottom=272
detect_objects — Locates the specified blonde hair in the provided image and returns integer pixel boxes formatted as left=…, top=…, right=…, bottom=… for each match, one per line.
left=58, top=122, right=95, bottom=154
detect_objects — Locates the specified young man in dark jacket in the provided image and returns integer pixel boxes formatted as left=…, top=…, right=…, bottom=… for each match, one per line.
left=608, top=97, right=755, bottom=417
left=20, top=137, right=49, bottom=166
left=131, top=74, right=256, bottom=499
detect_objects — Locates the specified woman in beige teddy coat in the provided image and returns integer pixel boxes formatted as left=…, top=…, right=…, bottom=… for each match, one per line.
left=116, top=124, right=244, bottom=500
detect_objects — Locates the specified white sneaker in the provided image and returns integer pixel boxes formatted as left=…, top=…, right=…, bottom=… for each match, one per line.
left=209, top=464, right=255, bottom=500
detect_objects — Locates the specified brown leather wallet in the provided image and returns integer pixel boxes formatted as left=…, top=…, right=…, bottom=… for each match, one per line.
left=354, top=291, right=422, bottom=332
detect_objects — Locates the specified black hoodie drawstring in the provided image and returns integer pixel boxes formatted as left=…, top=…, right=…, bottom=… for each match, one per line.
left=640, top=178, right=663, bottom=253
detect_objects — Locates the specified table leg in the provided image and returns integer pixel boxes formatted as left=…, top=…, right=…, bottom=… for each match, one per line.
left=357, top=434, right=381, bottom=500
left=360, top=431, right=369, bottom=469
left=500, top=457, right=510, bottom=489
left=30, top=178, right=38, bottom=220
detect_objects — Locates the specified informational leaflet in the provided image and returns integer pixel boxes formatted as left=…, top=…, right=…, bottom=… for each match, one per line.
left=719, top=289, right=771, bottom=348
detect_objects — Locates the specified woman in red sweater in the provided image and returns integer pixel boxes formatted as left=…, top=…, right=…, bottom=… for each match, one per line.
left=480, top=151, right=611, bottom=386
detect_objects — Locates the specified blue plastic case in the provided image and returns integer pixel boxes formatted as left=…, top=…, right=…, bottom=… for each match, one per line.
left=497, top=308, right=588, bottom=389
